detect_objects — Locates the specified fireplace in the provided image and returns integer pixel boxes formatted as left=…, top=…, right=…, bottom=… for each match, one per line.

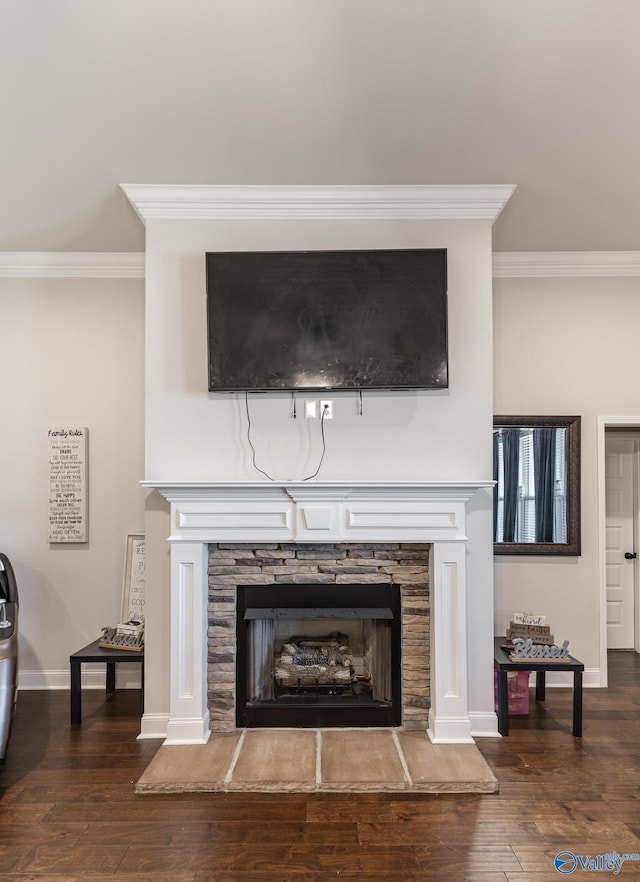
left=208, top=540, right=430, bottom=731
left=236, top=581, right=402, bottom=728
left=143, top=482, right=489, bottom=745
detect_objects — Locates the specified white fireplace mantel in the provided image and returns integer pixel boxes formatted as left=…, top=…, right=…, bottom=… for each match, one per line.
left=143, top=480, right=494, bottom=745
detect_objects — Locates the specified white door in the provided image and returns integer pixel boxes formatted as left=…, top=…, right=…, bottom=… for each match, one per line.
left=605, top=435, right=637, bottom=649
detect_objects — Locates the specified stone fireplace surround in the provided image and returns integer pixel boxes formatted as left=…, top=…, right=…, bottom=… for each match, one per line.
left=209, top=540, right=428, bottom=731
left=147, top=481, right=493, bottom=745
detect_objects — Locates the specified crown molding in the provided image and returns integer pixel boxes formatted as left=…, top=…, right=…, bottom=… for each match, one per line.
left=120, top=184, right=517, bottom=223
left=0, top=252, right=145, bottom=279
left=2, top=249, right=639, bottom=280
left=493, top=251, right=640, bottom=278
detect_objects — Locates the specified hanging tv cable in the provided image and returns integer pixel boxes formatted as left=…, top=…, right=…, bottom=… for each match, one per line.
left=302, top=403, right=328, bottom=481
left=244, top=392, right=275, bottom=481
left=244, top=393, right=328, bottom=482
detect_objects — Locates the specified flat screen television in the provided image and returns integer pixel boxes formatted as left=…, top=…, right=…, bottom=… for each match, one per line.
left=205, top=248, right=448, bottom=392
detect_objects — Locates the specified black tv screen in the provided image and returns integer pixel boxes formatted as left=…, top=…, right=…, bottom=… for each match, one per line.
left=205, top=248, right=448, bottom=392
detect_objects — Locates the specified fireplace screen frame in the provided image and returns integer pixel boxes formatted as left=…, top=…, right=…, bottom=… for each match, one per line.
left=236, top=583, right=402, bottom=728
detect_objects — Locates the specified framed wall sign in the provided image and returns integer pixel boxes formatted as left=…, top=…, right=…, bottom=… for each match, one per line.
left=121, top=533, right=145, bottom=623
left=47, top=426, right=88, bottom=543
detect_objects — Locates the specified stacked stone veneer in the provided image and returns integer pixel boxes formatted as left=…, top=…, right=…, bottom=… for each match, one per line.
left=207, top=542, right=430, bottom=731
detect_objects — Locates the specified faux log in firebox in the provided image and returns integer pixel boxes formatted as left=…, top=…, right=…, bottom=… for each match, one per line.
left=275, top=634, right=354, bottom=690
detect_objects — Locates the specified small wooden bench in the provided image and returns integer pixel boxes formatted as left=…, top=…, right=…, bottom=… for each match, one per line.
left=494, top=637, right=584, bottom=737
left=70, top=638, right=144, bottom=725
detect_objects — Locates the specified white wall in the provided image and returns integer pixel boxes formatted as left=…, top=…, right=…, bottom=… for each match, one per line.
left=493, top=275, right=640, bottom=684
left=144, top=219, right=494, bottom=481
left=0, top=276, right=145, bottom=686
left=141, top=214, right=498, bottom=731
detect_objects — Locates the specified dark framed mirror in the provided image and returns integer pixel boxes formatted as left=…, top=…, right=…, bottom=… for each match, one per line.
left=494, top=415, right=581, bottom=556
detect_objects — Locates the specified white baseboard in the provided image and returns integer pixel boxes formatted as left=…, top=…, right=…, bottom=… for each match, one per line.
left=531, top=667, right=601, bottom=689
left=469, top=711, right=500, bottom=738
left=138, top=713, right=170, bottom=740
left=164, top=714, right=212, bottom=746
left=18, top=667, right=143, bottom=691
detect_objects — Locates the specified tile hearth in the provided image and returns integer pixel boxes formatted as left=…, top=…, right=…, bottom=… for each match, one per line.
left=136, top=728, right=498, bottom=794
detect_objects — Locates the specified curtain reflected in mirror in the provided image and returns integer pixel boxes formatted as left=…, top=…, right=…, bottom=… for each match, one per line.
left=494, top=416, right=581, bottom=556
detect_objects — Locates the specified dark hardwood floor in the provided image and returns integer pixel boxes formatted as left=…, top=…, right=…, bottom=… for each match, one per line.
left=1, top=651, right=640, bottom=881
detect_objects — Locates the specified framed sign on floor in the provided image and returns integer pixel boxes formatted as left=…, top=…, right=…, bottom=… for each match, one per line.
left=121, top=533, right=145, bottom=624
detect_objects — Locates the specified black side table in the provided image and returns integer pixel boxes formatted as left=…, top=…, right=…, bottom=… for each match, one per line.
left=494, top=637, right=584, bottom=737
left=70, top=638, right=144, bottom=725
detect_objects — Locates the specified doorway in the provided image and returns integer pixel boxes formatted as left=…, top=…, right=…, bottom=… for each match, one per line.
left=604, top=430, right=639, bottom=650
left=598, top=418, right=640, bottom=685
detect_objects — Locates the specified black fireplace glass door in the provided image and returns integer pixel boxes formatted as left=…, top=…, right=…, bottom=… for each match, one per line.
left=236, top=584, right=401, bottom=728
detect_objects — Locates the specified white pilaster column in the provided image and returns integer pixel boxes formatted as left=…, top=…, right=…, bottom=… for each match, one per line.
left=165, top=541, right=211, bottom=744
left=427, top=541, right=473, bottom=743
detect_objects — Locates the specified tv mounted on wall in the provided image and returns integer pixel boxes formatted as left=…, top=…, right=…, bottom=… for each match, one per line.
left=205, top=248, right=448, bottom=392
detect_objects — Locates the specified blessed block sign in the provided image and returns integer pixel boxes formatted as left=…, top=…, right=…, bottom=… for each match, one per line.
left=509, top=637, right=571, bottom=660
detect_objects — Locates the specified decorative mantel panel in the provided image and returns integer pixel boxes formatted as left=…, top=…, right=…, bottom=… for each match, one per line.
left=144, top=481, right=492, bottom=745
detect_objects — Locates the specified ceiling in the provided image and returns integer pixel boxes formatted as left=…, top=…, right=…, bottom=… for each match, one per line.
left=3, top=0, right=639, bottom=254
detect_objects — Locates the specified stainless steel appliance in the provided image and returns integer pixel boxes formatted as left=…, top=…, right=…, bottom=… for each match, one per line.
left=0, top=553, right=18, bottom=762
